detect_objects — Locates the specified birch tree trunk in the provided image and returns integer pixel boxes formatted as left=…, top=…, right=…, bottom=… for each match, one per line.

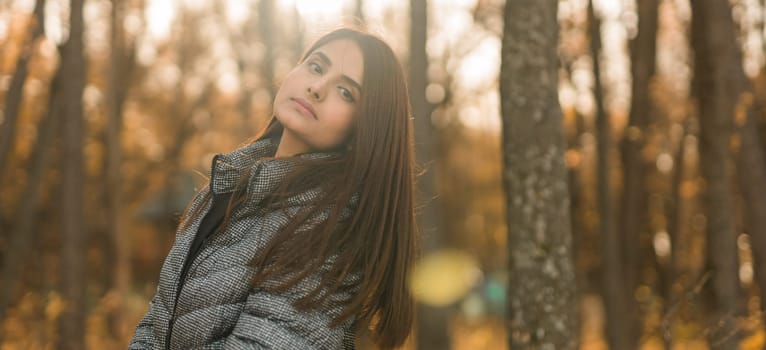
left=500, top=0, right=578, bottom=347
left=690, top=0, right=743, bottom=348
left=58, top=0, right=87, bottom=347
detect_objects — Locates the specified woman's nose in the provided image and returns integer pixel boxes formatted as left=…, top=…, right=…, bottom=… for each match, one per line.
left=307, top=86, right=320, bottom=100
left=307, top=79, right=327, bottom=101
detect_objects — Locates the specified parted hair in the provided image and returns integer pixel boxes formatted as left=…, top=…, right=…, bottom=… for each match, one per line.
left=180, top=27, right=417, bottom=349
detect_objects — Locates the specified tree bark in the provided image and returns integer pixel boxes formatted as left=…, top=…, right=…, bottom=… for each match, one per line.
left=588, top=1, right=633, bottom=349
left=58, top=0, right=87, bottom=348
left=690, top=0, right=743, bottom=348
left=0, top=0, right=45, bottom=178
left=619, top=0, right=659, bottom=346
left=409, top=0, right=450, bottom=349
left=409, top=0, right=434, bottom=252
left=500, top=0, right=578, bottom=348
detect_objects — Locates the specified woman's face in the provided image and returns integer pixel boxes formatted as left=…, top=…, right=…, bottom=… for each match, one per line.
left=273, top=39, right=364, bottom=155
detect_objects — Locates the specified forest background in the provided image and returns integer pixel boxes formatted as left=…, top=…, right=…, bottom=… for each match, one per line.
left=1, top=0, right=765, bottom=349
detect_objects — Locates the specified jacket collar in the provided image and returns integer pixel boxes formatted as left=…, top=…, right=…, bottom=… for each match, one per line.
left=209, top=137, right=341, bottom=206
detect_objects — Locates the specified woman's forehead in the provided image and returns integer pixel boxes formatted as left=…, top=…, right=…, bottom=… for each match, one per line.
left=309, top=39, right=365, bottom=84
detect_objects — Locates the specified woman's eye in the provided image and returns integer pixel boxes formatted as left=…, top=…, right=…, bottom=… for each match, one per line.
left=338, top=87, right=355, bottom=102
left=308, top=62, right=322, bottom=74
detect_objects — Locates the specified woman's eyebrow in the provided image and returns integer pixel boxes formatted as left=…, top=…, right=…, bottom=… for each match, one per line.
left=311, top=51, right=363, bottom=94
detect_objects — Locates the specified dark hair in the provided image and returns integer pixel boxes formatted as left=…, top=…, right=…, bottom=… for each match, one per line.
left=179, top=27, right=417, bottom=348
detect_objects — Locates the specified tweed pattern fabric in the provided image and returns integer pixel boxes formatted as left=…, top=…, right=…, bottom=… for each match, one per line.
left=129, top=138, right=358, bottom=350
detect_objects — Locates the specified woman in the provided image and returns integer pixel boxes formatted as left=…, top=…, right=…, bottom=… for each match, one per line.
left=129, top=27, right=417, bottom=349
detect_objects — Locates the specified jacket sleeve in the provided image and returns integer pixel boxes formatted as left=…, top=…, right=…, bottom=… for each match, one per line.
left=222, top=287, right=352, bottom=350
left=128, top=290, right=160, bottom=349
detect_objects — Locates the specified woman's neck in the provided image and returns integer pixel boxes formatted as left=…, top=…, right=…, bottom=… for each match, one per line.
left=274, top=130, right=311, bottom=158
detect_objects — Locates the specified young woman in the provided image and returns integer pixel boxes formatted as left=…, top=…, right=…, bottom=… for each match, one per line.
left=128, top=27, right=417, bottom=350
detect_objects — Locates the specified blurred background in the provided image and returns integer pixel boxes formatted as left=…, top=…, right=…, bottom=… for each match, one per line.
left=0, top=0, right=765, bottom=348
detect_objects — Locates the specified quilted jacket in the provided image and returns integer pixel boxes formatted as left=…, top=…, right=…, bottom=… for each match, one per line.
left=128, top=138, right=358, bottom=349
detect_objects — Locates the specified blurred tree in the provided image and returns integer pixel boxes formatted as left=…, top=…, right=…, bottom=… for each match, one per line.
left=562, top=95, right=590, bottom=297
left=690, top=0, right=743, bottom=348
left=652, top=2, right=699, bottom=344
left=258, top=0, right=276, bottom=104
left=726, top=7, right=766, bottom=343
left=105, top=0, right=136, bottom=341
left=0, top=0, right=45, bottom=180
left=410, top=0, right=436, bottom=249
left=557, top=0, right=599, bottom=297
left=500, top=0, right=578, bottom=348
left=59, top=0, right=87, bottom=347
left=154, top=9, right=214, bottom=249
left=735, top=100, right=766, bottom=341
left=287, top=6, right=305, bottom=64
left=354, top=0, right=365, bottom=23
left=660, top=118, right=690, bottom=347
left=620, top=0, right=658, bottom=347
left=0, top=48, right=60, bottom=345
left=588, top=1, right=632, bottom=349
left=214, top=0, right=274, bottom=138
left=409, top=0, right=450, bottom=348
left=231, top=1, right=258, bottom=138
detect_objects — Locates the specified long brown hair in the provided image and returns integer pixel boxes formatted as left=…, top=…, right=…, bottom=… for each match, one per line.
left=180, top=27, right=417, bottom=348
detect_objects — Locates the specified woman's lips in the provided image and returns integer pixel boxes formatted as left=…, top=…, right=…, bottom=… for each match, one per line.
left=291, top=98, right=317, bottom=119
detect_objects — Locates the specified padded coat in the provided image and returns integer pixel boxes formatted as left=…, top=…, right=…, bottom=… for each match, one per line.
left=128, top=138, right=357, bottom=350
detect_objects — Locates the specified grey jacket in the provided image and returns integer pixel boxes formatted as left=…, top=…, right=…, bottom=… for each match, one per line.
left=128, top=138, right=358, bottom=349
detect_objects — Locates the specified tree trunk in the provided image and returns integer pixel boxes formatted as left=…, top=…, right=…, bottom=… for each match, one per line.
left=0, top=0, right=45, bottom=178
left=0, top=63, right=61, bottom=342
left=500, top=0, right=578, bottom=348
left=736, top=104, right=766, bottom=346
left=660, top=121, right=689, bottom=348
left=690, top=0, right=743, bottom=348
left=258, top=0, right=276, bottom=105
left=242, top=12, right=257, bottom=135
left=726, top=0, right=766, bottom=339
left=353, top=0, right=365, bottom=22
left=409, top=0, right=450, bottom=349
left=289, top=7, right=305, bottom=64
left=58, top=0, right=86, bottom=348
left=224, top=0, right=255, bottom=137
left=588, top=1, right=633, bottom=349
left=105, top=0, right=134, bottom=342
left=619, top=0, right=659, bottom=346
left=155, top=10, right=202, bottom=245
